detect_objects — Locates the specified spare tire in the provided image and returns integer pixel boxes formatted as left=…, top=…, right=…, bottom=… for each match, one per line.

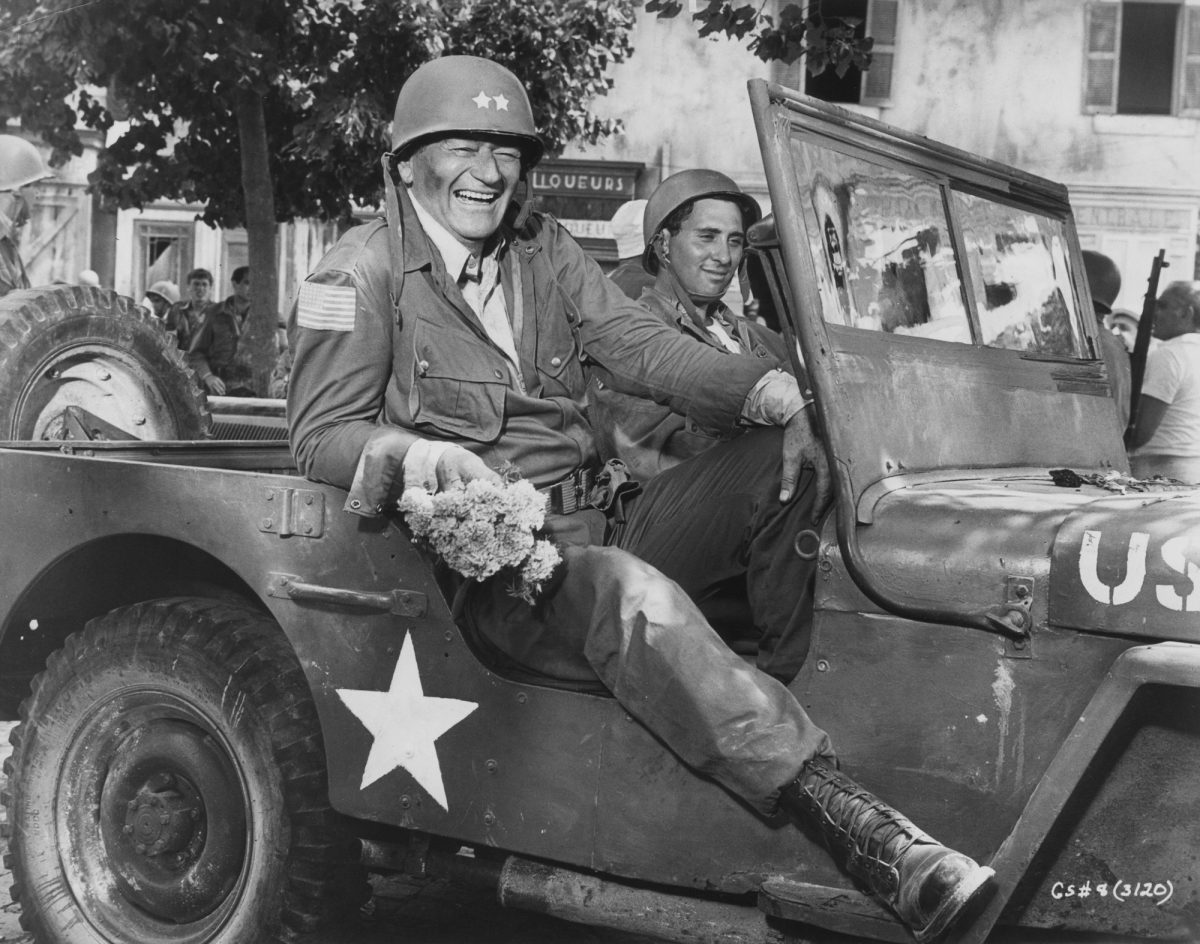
left=0, top=285, right=210, bottom=440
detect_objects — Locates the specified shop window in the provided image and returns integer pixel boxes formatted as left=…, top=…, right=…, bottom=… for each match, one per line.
left=775, top=0, right=897, bottom=106
left=1085, top=1, right=1200, bottom=116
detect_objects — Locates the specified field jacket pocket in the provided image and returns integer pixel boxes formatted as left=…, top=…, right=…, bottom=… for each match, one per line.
left=409, top=321, right=508, bottom=443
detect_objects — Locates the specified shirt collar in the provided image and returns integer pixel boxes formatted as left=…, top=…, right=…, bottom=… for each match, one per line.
left=409, top=194, right=505, bottom=282
left=655, top=269, right=730, bottom=328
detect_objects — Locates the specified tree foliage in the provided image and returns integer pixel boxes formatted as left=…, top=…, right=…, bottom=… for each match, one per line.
left=0, top=0, right=636, bottom=226
left=0, top=0, right=636, bottom=393
left=646, top=0, right=874, bottom=77
left=0, top=0, right=863, bottom=394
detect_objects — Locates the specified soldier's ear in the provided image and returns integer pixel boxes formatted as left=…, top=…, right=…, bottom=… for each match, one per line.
left=396, top=158, right=416, bottom=187
left=657, top=230, right=671, bottom=265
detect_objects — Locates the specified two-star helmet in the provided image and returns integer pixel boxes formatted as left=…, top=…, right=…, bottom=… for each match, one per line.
left=642, top=169, right=762, bottom=273
left=390, top=56, right=544, bottom=168
left=0, top=135, right=54, bottom=192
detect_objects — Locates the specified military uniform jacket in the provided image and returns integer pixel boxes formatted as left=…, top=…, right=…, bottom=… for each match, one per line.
left=590, top=287, right=794, bottom=479
left=287, top=185, right=779, bottom=492
left=0, top=231, right=29, bottom=299
left=165, top=301, right=207, bottom=351
left=188, top=296, right=253, bottom=392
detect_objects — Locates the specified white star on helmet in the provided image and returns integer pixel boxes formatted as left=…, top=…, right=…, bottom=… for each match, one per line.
left=472, top=90, right=492, bottom=109
left=492, top=93, right=510, bottom=111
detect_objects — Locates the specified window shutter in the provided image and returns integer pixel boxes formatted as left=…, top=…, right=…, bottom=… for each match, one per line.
left=1181, top=5, right=1200, bottom=116
left=1084, top=2, right=1121, bottom=114
left=861, top=0, right=899, bottom=105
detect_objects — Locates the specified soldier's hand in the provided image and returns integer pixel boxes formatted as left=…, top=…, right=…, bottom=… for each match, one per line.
left=203, top=375, right=226, bottom=395
left=435, top=447, right=503, bottom=492
left=780, top=405, right=833, bottom=519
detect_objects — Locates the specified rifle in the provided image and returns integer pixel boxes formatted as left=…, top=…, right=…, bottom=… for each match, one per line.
left=1123, top=248, right=1169, bottom=449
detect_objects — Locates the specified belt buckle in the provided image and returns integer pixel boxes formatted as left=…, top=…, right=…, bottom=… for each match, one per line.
left=542, top=468, right=592, bottom=516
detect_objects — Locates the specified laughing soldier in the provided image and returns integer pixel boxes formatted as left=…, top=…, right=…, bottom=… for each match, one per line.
left=287, top=56, right=993, bottom=943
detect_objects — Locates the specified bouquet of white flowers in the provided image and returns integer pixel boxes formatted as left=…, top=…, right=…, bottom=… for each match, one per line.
left=398, top=475, right=562, bottom=603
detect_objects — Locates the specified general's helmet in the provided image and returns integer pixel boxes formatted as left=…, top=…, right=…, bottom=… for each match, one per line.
left=390, top=56, right=544, bottom=167
left=643, top=169, right=762, bottom=273
left=0, top=134, right=54, bottom=192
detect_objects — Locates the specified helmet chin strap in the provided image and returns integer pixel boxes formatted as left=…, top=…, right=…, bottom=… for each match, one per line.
left=382, top=153, right=407, bottom=324
left=509, top=172, right=535, bottom=230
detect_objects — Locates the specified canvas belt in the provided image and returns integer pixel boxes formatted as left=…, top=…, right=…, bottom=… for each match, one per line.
left=538, top=467, right=596, bottom=516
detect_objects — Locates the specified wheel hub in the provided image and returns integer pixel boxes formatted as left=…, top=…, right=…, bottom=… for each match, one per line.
left=123, top=772, right=205, bottom=861
left=98, top=718, right=247, bottom=923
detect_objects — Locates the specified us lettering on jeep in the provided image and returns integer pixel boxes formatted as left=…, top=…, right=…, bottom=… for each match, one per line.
left=1080, top=530, right=1200, bottom=611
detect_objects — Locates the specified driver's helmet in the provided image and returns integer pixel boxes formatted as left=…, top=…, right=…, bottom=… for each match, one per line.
left=642, top=169, right=762, bottom=273
left=390, top=56, right=544, bottom=168
left=0, top=135, right=54, bottom=192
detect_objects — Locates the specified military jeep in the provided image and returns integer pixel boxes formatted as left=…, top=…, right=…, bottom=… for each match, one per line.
left=0, top=82, right=1196, bottom=944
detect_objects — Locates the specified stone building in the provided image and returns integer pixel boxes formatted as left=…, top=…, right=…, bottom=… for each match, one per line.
left=565, top=0, right=1199, bottom=310
left=8, top=1, right=1198, bottom=313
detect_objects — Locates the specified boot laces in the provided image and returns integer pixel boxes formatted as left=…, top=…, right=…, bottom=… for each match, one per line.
left=800, top=766, right=924, bottom=867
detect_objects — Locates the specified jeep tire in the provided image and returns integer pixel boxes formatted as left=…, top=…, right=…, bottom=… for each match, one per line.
left=0, top=285, right=209, bottom=440
left=2, top=598, right=361, bottom=943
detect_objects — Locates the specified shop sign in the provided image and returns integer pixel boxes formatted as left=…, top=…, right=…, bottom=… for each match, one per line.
left=531, top=160, right=642, bottom=200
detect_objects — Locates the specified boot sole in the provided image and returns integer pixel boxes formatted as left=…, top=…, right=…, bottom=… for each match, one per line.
left=912, top=864, right=995, bottom=943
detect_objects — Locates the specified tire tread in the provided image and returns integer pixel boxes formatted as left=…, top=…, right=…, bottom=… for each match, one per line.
left=2, top=596, right=365, bottom=942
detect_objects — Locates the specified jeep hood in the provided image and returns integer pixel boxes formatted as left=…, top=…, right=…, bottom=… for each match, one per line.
left=842, top=472, right=1200, bottom=643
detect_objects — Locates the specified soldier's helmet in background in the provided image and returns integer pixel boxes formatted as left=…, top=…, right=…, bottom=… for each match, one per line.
left=0, top=135, right=54, bottom=192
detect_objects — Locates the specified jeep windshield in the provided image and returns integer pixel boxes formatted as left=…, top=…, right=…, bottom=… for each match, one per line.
left=748, top=80, right=1122, bottom=516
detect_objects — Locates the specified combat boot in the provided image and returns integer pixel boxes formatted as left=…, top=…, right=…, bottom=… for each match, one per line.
left=778, top=758, right=993, bottom=943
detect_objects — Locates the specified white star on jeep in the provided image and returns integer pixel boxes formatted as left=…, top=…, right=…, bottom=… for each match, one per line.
left=473, top=90, right=492, bottom=109
left=336, top=634, right=478, bottom=810
left=492, top=93, right=510, bottom=111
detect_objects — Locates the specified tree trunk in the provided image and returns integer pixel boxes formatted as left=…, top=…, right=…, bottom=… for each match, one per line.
left=235, top=86, right=279, bottom=397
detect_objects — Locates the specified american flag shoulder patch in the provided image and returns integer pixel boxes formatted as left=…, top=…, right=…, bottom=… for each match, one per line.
left=297, top=281, right=356, bottom=331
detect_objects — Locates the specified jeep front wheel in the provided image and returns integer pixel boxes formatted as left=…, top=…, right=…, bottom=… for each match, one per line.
left=2, top=598, right=359, bottom=943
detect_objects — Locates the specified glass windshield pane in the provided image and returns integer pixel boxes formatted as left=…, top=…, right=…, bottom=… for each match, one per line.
left=952, top=191, right=1086, bottom=357
left=790, top=138, right=972, bottom=343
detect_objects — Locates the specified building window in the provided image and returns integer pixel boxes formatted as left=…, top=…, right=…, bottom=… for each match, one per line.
left=134, top=221, right=192, bottom=298
left=1085, top=1, right=1200, bottom=116
left=773, top=0, right=897, bottom=106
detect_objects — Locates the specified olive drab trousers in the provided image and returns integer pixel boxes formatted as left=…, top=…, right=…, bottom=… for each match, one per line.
left=464, top=428, right=833, bottom=811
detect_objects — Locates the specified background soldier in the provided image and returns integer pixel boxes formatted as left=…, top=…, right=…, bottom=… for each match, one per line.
left=0, top=134, right=54, bottom=298
left=167, top=267, right=215, bottom=352
left=188, top=265, right=255, bottom=396
left=606, top=198, right=654, bottom=300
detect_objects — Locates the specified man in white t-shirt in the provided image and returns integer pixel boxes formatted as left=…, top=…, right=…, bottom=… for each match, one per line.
left=1129, top=281, right=1200, bottom=483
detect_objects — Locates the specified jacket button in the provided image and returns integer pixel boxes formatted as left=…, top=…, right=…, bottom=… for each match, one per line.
left=418, top=360, right=429, bottom=376
left=350, top=499, right=361, bottom=509
left=550, top=356, right=562, bottom=367
left=493, top=368, right=503, bottom=379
